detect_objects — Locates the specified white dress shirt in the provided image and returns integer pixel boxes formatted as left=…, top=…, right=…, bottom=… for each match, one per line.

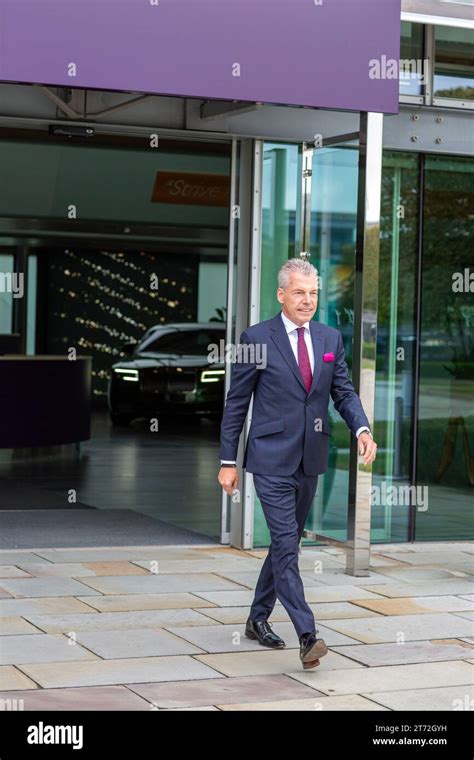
left=220, top=312, right=369, bottom=464
left=280, top=309, right=314, bottom=372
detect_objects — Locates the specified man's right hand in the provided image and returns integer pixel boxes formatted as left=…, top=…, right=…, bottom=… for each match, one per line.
left=218, top=466, right=239, bottom=496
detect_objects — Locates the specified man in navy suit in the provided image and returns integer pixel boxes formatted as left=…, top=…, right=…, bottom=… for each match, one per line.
left=218, top=258, right=377, bottom=669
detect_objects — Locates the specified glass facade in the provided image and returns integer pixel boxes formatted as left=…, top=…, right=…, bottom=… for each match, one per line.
left=0, top=136, right=233, bottom=543
left=0, top=252, right=14, bottom=334
left=254, top=143, right=474, bottom=547
left=377, top=151, right=474, bottom=542
left=374, top=151, right=418, bottom=542
left=434, top=26, right=474, bottom=101
left=254, top=143, right=301, bottom=545
left=1, top=19, right=472, bottom=550
left=0, top=137, right=231, bottom=399
left=254, top=141, right=360, bottom=547
left=400, top=21, right=425, bottom=97
left=416, top=155, right=474, bottom=539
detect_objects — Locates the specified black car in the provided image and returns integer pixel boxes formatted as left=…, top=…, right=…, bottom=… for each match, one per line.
left=108, top=323, right=226, bottom=425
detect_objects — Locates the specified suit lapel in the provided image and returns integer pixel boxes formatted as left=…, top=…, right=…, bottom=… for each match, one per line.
left=308, top=320, right=324, bottom=397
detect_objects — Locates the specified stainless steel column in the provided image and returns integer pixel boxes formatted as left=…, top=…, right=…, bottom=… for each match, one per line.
left=224, top=138, right=259, bottom=549
left=346, top=112, right=383, bottom=575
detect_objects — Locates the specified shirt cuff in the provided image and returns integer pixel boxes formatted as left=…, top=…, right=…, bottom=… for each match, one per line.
left=221, top=460, right=237, bottom=465
left=355, top=426, right=371, bottom=438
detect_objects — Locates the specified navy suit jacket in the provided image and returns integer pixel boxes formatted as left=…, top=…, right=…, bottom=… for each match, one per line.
left=220, top=312, right=370, bottom=476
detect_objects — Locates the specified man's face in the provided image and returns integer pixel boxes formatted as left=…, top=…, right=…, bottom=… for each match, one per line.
left=277, top=272, right=318, bottom=326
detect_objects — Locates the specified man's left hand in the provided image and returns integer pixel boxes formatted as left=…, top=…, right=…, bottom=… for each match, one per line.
left=358, top=432, right=377, bottom=465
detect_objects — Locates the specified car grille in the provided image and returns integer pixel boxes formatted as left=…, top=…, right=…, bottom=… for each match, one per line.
left=141, top=369, right=196, bottom=394
left=167, top=373, right=196, bottom=392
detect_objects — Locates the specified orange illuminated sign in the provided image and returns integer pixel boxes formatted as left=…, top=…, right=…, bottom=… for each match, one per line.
left=151, top=171, right=230, bottom=207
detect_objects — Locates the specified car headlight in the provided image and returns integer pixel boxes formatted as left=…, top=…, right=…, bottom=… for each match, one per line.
left=200, top=369, right=225, bottom=383
left=113, top=368, right=139, bottom=382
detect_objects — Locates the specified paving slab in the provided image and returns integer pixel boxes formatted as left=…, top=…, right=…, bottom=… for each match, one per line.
left=0, top=686, right=153, bottom=710
left=372, top=568, right=471, bottom=582
left=0, top=578, right=100, bottom=598
left=211, top=570, right=324, bottom=589
left=363, top=580, right=474, bottom=598
left=0, top=634, right=98, bottom=665
left=74, top=628, right=206, bottom=658
left=163, top=705, right=220, bottom=710
left=452, top=611, right=474, bottom=621
left=19, top=656, right=225, bottom=688
left=351, top=595, right=474, bottom=616
left=194, top=649, right=362, bottom=677
left=15, top=562, right=149, bottom=577
left=0, top=617, right=41, bottom=635
left=75, top=574, right=246, bottom=595
left=167, top=621, right=359, bottom=653
left=302, top=569, right=393, bottom=586
left=219, top=694, right=389, bottom=711
left=76, top=593, right=216, bottom=612
left=331, top=639, right=474, bottom=666
left=130, top=558, right=264, bottom=574
left=0, top=566, right=31, bottom=578
left=197, top=602, right=381, bottom=625
left=320, top=613, right=474, bottom=643
left=34, top=548, right=213, bottom=563
left=127, top=674, right=322, bottom=708
left=0, top=666, right=38, bottom=691
left=191, top=586, right=384, bottom=608
left=0, top=553, right=52, bottom=565
left=291, top=661, right=474, bottom=695
left=375, top=552, right=474, bottom=566
left=365, top=684, right=474, bottom=711
left=0, top=597, right=96, bottom=618
left=24, top=608, right=215, bottom=633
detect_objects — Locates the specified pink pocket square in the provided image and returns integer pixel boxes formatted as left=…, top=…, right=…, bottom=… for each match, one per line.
left=323, top=352, right=335, bottom=362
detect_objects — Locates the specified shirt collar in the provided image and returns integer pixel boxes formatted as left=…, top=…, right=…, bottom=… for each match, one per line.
left=280, top=310, right=311, bottom=335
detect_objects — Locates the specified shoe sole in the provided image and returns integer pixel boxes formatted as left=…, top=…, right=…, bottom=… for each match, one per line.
left=245, top=630, right=285, bottom=648
left=301, top=638, right=328, bottom=667
left=303, top=658, right=320, bottom=670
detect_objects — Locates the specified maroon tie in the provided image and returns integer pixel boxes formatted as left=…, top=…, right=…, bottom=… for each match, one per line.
left=297, top=326, right=313, bottom=393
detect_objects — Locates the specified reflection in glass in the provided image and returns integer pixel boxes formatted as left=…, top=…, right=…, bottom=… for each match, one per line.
left=374, top=151, right=418, bottom=542
left=254, top=143, right=360, bottom=546
left=400, top=21, right=425, bottom=97
left=434, top=26, right=474, bottom=101
left=416, top=155, right=474, bottom=540
left=306, top=146, right=359, bottom=543
left=254, top=143, right=301, bottom=544
left=0, top=253, right=14, bottom=334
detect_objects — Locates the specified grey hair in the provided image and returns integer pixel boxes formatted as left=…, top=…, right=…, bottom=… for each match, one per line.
left=278, top=258, right=319, bottom=290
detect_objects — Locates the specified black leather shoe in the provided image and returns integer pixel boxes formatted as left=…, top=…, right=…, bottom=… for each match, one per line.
left=299, top=632, right=328, bottom=670
left=245, top=619, right=285, bottom=648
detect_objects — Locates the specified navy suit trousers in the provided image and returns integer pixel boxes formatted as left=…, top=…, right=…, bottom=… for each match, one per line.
left=250, top=461, right=319, bottom=639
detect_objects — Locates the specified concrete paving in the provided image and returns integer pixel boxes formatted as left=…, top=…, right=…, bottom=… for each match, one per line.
left=0, top=542, right=473, bottom=711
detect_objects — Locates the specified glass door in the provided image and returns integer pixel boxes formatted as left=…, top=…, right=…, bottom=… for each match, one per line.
left=302, top=138, right=361, bottom=545
left=254, top=136, right=362, bottom=547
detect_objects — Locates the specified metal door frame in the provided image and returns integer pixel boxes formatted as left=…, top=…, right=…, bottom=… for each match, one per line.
left=236, top=117, right=384, bottom=573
